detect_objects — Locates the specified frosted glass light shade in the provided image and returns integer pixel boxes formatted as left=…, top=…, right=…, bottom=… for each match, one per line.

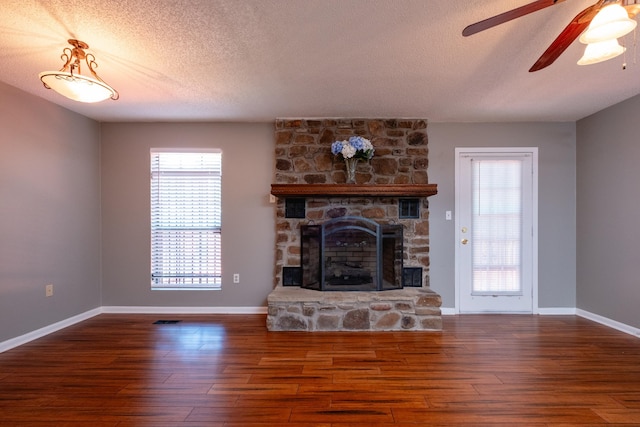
left=577, top=39, right=625, bottom=65
left=39, top=71, right=117, bottom=103
left=39, top=39, right=118, bottom=103
left=579, top=4, right=637, bottom=44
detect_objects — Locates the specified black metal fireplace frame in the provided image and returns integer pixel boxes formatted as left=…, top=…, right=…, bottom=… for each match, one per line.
left=301, top=216, right=403, bottom=292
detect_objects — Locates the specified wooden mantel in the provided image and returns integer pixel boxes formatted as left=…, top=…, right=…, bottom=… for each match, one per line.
left=270, top=183, right=437, bottom=198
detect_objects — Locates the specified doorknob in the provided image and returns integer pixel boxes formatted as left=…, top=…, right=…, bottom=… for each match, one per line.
left=461, top=238, right=469, bottom=245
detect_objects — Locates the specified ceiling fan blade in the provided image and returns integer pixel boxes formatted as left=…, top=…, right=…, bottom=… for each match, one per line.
left=529, top=2, right=603, bottom=72
left=463, top=0, right=566, bottom=37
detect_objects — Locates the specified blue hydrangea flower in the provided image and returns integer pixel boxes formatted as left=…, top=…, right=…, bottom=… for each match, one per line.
left=331, top=141, right=344, bottom=155
left=349, top=136, right=365, bottom=151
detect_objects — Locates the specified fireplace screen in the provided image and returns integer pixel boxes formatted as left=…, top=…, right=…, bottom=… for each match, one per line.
left=301, top=216, right=403, bottom=291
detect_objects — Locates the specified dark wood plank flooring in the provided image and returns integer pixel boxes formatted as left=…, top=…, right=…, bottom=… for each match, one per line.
left=1, top=314, right=640, bottom=426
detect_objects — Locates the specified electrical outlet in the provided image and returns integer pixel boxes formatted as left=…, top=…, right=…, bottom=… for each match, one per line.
left=45, top=284, right=54, bottom=297
left=233, top=273, right=240, bottom=283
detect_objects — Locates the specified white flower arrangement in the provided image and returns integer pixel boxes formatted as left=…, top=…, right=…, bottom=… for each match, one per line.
left=331, top=136, right=374, bottom=161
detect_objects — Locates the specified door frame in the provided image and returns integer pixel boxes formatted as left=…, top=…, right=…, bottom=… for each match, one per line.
left=454, top=147, right=539, bottom=314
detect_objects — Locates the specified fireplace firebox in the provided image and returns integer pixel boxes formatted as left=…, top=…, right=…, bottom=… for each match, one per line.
left=301, top=216, right=403, bottom=291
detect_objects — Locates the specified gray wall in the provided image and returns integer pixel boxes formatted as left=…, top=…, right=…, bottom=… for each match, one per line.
left=428, top=122, right=577, bottom=310
left=576, top=94, right=640, bottom=328
left=0, top=80, right=598, bottom=343
left=100, top=122, right=275, bottom=307
left=100, top=121, right=577, bottom=311
left=0, top=81, right=101, bottom=342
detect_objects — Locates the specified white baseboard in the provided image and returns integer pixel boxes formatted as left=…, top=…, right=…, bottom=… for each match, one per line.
left=537, top=307, right=577, bottom=315
left=440, top=307, right=577, bottom=315
left=100, top=306, right=268, bottom=314
left=576, top=309, right=640, bottom=338
left=0, top=308, right=101, bottom=353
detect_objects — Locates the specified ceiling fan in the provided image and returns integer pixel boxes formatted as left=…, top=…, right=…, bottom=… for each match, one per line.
left=463, top=0, right=640, bottom=72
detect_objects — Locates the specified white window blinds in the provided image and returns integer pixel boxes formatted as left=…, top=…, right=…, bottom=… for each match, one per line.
left=150, top=150, right=222, bottom=289
left=471, top=158, right=522, bottom=294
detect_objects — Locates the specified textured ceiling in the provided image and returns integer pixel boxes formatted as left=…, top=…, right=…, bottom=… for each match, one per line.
left=1, top=0, right=639, bottom=122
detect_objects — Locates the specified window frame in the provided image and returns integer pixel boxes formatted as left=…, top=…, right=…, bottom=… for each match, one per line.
left=150, top=148, right=222, bottom=290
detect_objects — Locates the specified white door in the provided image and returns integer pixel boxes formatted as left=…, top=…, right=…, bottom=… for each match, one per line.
left=455, top=148, right=538, bottom=313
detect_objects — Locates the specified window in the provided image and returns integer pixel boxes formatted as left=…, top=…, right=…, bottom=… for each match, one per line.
left=471, top=158, right=522, bottom=293
left=150, top=150, right=222, bottom=289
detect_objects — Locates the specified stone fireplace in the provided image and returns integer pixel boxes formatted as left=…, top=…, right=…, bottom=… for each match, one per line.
left=267, top=118, right=442, bottom=331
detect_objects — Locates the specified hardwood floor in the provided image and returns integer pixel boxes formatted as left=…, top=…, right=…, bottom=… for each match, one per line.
left=1, top=314, right=640, bottom=426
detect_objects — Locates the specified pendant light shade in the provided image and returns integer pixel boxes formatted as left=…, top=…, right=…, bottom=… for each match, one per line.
left=577, top=38, right=626, bottom=65
left=39, top=39, right=118, bottom=103
left=579, top=4, right=637, bottom=44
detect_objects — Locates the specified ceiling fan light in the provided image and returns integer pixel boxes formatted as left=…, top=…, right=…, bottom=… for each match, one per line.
left=39, top=39, right=118, bottom=103
left=577, top=38, right=625, bottom=65
left=579, top=4, right=637, bottom=44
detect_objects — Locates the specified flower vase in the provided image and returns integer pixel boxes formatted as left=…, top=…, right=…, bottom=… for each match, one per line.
left=344, top=157, right=358, bottom=184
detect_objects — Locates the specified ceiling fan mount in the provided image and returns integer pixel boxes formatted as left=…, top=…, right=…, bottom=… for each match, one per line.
left=463, top=0, right=640, bottom=72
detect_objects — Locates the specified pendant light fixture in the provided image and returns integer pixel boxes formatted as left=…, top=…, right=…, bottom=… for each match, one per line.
left=39, top=39, right=119, bottom=103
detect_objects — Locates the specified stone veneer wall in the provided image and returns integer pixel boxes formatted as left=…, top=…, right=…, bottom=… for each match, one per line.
left=269, top=118, right=441, bottom=331
left=273, top=118, right=431, bottom=289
